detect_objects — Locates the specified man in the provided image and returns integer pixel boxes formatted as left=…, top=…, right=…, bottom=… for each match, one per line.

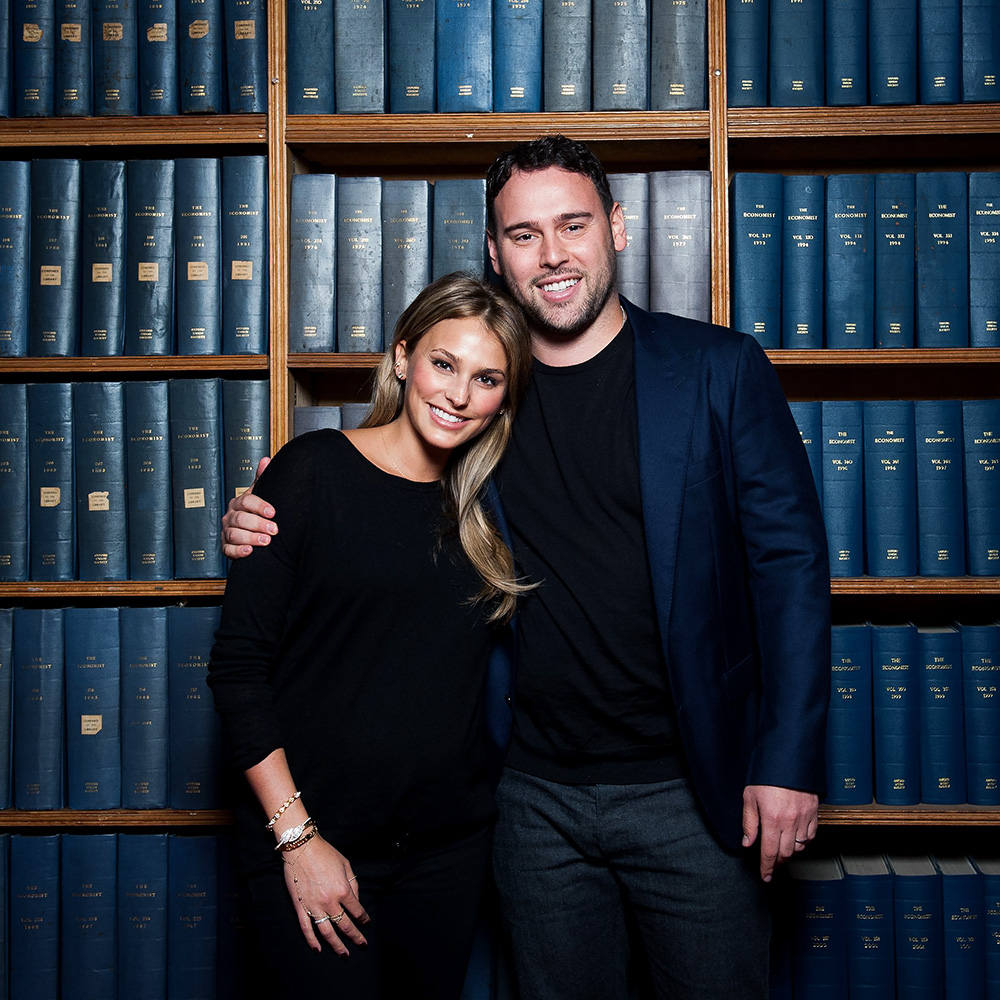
left=222, top=136, right=831, bottom=999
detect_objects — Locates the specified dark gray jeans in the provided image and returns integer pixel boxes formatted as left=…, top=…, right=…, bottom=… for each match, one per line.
left=492, top=768, right=771, bottom=1000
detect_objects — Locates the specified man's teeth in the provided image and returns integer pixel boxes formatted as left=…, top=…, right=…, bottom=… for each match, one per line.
left=541, top=278, right=579, bottom=293
left=431, top=405, right=464, bottom=423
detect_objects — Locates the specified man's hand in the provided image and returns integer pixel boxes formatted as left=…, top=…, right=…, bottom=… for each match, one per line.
left=221, top=456, right=278, bottom=559
left=741, top=784, right=819, bottom=882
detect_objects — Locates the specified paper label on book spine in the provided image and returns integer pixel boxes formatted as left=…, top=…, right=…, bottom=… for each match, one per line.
left=138, top=262, right=160, bottom=282
left=39, top=487, right=61, bottom=507
left=234, top=18, right=255, bottom=38
left=40, top=265, right=62, bottom=286
left=80, top=715, right=103, bottom=735
left=23, top=23, right=42, bottom=42
left=103, top=21, right=124, bottom=40
left=231, top=260, right=253, bottom=280
left=92, top=263, right=113, bottom=283
left=187, top=261, right=209, bottom=280
left=88, top=491, right=110, bottom=512
left=147, top=22, right=168, bottom=40
left=61, top=23, right=82, bottom=41
left=188, top=18, right=210, bottom=38
left=184, top=487, right=206, bottom=509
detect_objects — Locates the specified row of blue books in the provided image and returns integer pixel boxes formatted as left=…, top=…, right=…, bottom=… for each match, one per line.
left=825, top=621, right=1000, bottom=807
left=0, top=378, right=269, bottom=582
left=2, top=0, right=266, bottom=116
left=1, top=831, right=247, bottom=1000
left=0, top=156, right=268, bottom=358
left=774, top=854, right=1000, bottom=999
left=728, top=0, right=1000, bottom=107
left=288, top=0, right=707, bottom=114
left=0, top=605, right=226, bottom=811
left=293, top=402, right=371, bottom=437
left=791, top=399, right=1000, bottom=578
left=731, top=171, right=1000, bottom=350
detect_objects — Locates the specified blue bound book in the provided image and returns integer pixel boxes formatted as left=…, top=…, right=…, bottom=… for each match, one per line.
left=167, top=835, right=219, bottom=999
left=972, top=858, right=1000, bottom=998
left=788, top=400, right=823, bottom=504
left=81, top=160, right=127, bottom=356
left=64, top=607, right=122, bottom=808
left=825, top=173, right=875, bottom=349
left=874, top=173, right=915, bottom=348
left=937, top=856, right=987, bottom=998
left=914, top=399, right=966, bottom=576
left=120, top=606, right=169, bottom=808
left=0, top=0, right=8, bottom=116
left=915, top=172, right=969, bottom=348
left=768, top=0, right=824, bottom=107
left=841, top=855, right=895, bottom=997
left=223, top=0, right=266, bottom=111
left=93, top=0, right=138, bottom=114
left=789, top=856, right=848, bottom=998
left=869, top=0, right=918, bottom=104
left=918, top=0, right=961, bottom=103
left=781, top=174, right=825, bottom=348
left=431, top=177, right=487, bottom=280
left=608, top=172, right=650, bottom=310
left=175, top=157, right=223, bottom=355
left=917, top=626, right=967, bottom=805
left=138, top=0, right=178, bottom=113
left=14, top=0, right=55, bottom=115
left=334, top=0, right=385, bottom=112
left=863, top=399, right=917, bottom=577
left=0, top=383, right=29, bottom=581
left=73, top=381, right=128, bottom=580
left=168, top=605, right=224, bottom=807
left=381, top=178, right=431, bottom=340
left=61, top=833, right=117, bottom=999
left=222, top=378, right=270, bottom=505
left=9, top=835, right=60, bottom=997
left=286, top=0, right=334, bottom=112
left=117, top=833, right=169, bottom=999
left=436, top=0, right=491, bottom=111
left=336, top=175, right=382, bottom=353
left=0, top=160, right=31, bottom=356
left=124, top=380, right=173, bottom=580
left=963, top=399, right=1000, bottom=577
left=651, top=0, right=706, bottom=110
left=293, top=405, right=342, bottom=435
left=29, top=158, right=82, bottom=356
left=222, top=155, right=268, bottom=354
left=388, top=0, right=434, bottom=111
left=27, top=381, right=75, bottom=581
left=179, top=0, right=223, bottom=110
left=0, top=609, right=12, bottom=806
left=871, top=622, right=921, bottom=805
left=962, top=0, right=1000, bottom=103
left=824, top=624, right=874, bottom=805
left=125, top=159, right=176, bottom=356
left=725, top=0, right=767, bottom=106
left=888, top=855, right=945, bottom=998
left=12, top=607, right=64, bottom=809
left=493, top=0, right=541, bottom=111
left=592, top=0, right=648, bottom=111
left=288, top=171, right=336, bottom=353
left=825, top=0, right=867, bottom=106
left=54, top=0, right=91, bottom=114
left=821, top=400, right=864, bottom=576
left=730, top=172, right=783, bottom=348
left=960, top=623, right=1000, bottom=807
left=969, top=171, right=1000, bottom=348
left=542, top=0, right=590, bottom=110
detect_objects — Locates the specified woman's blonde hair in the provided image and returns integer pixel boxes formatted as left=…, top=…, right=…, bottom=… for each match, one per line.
left=362, top=271, right=535, bottom=621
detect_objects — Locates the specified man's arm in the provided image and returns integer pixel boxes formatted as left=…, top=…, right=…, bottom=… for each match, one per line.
left=221, top=456, right=279, bottom=559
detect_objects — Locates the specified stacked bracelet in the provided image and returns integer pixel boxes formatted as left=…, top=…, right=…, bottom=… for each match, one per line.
left=266, top=790, right=301, bottom=831
left=279, top=827, right=319, bottom=853
left=275, top=816, right=318, bottom=852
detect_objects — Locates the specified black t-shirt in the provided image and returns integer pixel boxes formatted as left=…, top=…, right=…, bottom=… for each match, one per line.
left=496, top=320, right=682, bottom=784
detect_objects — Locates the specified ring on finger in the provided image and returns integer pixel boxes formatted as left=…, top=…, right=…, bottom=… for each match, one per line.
left=794, top=838, right=808, bottom=844
left=313, top=914, right=332, bottom=925
left=331, top=909, right=346, bottom=924
left=348, top=875, right=358, bottom=884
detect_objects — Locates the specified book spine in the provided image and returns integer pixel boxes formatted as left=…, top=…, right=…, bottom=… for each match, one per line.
left=0, top=610, right=12, bottom=807
left=871, top=622, right=921, bottom=805
left=824, top=624, right=874, bottom=805
left=286, top=0, right=334, bottom=112
left=81, top=160, right=127, bottom=356
left=436, top=0, right=491, bottom=111
left=781, top=174, right=825, bottom=348
left=119, top=606, right=169, bottom=808
left=725, top=0, right=766, bottom=106
left=969, top=171, right=1000, bottom=348
left=790, top=859, right=848, bottom=996
left=960, top=623, right=1000, bottom=806
left=843, top=863, right=895, bottom=992
left=541, top=0, right=590, bottom=111
left=914, top=399, right=966, bottom=576
left=0, top=0, right=8, bottom=116
left=387, top=0, right=434, bottom=112
left=978, top=862, right=1000, bottom=997
left=73, top=381, right=128, bottom=580
left=124, top=159, right=176, bottom=355
left=335, top=0, right=386, bottom=112
left=175, top=157, right=223, bottom=355
left=117, top=833, right=169, bottom=997
left=650, top=0, right=705, bottom=110
left=768, top=0, right=825, bottom=107
left=825, top=173, right=875, bottom=349
left=869, top=0, right=918, bottom=103
left=178, top=0, right=223, bottom=111
left=730, top=172, right=783, bottom=349
left=167, top=607, right=224, bottom=807
left=0, top=160, right=32, bottom=356
left=0, top=383, right=29, bottom=581
left=29, top=157, right=82, bottom=356
left=915, top=171, right=970, bottom=348
left=9, top=835, right=60, bottom=996
left=61, top=833, right=117, bottom=997
left=168, top=377, right=225, bottom=578
left=293, top=405, right=342, bottom=435
left=336, top=175, right=382, bottom=352
left=12, top=607, right=64, bottom=808
left=938, top=859, right=987, bottom=996
left=874, top=172, right=915, bottom=349
left=493, top=0, right=542, bottom=112
left=917, top=627, right=967, bottom=805
left=223, top=0, right=266, bottom=111
left=824, top=0, right=866, bottom=106
left=961, top=0, right=1000, bottom=103
left=608, top=172, right=649, bottom=310
left=54, top=0, right=91, bottom=114
left=648, top=170, right=711, bottom=322
left=430, top=177, right=487, bottom=280
left=222, top=378, right=270, bottom=504
left=918, top=0, right=961, bottom=103
left=963, top=399, right=1000, bottom=577
left=138, top=0, right=179, bottom=113
left=124, top=380, right=173, bottom=580
left=167, top=834, right=219, bottom=998
left=592, top=0, right=648, bottom=111
left=93, top=0, right=139, bottom=114
left=14, top=0, right=56, bottom=115
left=27, top=381, right=75, bottom=581
left=891, top=863, right=945, bottom=995
left=222, top=154, right=268, bottom=354
left=821, top=399, right=864, bottom=576
left=288, top=172, right=337, bottom=352
left=788, top=400, right=823, bottom=504
left=381, top=178, right=431, bottom=339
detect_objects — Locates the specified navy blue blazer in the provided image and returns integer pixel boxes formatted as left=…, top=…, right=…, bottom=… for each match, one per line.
left=485, top=301, right=831, bottom=851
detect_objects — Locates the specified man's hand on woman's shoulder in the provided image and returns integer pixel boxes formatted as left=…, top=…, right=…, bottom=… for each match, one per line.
left=221, top=456, right=279, bottom=559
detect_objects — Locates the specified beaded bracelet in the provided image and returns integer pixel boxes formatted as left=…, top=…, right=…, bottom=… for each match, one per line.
left=266, top=790, right=301, bottom=831
left=274, top=816, right=314, bottom=850
left=279, top=827, right=319, bottom=853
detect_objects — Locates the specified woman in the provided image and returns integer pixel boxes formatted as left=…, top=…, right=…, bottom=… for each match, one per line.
left=208, top=272, right=533, bottom=998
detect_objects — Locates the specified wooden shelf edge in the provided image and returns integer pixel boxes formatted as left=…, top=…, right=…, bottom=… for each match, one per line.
left=0, top=581, right=226, bottom=598
left=288, top=353, right=382, bottom=369
left=0, top=809, right=233, bottom=828
left=0, top=355, right=269, bottom=374
left=0, top=115, right=267, bottom=146
left=820, top=804, right=1000, bottom=826
left=767, top=348, right=1000, bottom=366
left=830, top=577, right=1000, bottom=595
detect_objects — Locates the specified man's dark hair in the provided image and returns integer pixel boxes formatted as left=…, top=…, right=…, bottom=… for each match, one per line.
left=485, top=135, right=614, bottom=232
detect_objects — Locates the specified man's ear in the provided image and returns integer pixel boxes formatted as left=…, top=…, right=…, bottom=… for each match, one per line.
left=610, top=203, right=628, bottom=253
left=487, top=231, right=503, bottom=276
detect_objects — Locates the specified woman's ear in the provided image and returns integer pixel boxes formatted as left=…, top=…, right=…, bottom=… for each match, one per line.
left=393, top=341, right=408, bottom=381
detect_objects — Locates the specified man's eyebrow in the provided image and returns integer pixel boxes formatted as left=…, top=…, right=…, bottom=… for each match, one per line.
left=502, top=211, right=595, bottom=236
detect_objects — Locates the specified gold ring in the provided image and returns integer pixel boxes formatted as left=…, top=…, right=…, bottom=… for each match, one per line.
left=331, top=909, right=346, bottom=924
left=348, top=875, right=358, bottom=883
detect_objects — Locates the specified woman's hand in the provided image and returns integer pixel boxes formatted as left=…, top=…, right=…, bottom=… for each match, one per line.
left=282, top=834, right=371, bottom=956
